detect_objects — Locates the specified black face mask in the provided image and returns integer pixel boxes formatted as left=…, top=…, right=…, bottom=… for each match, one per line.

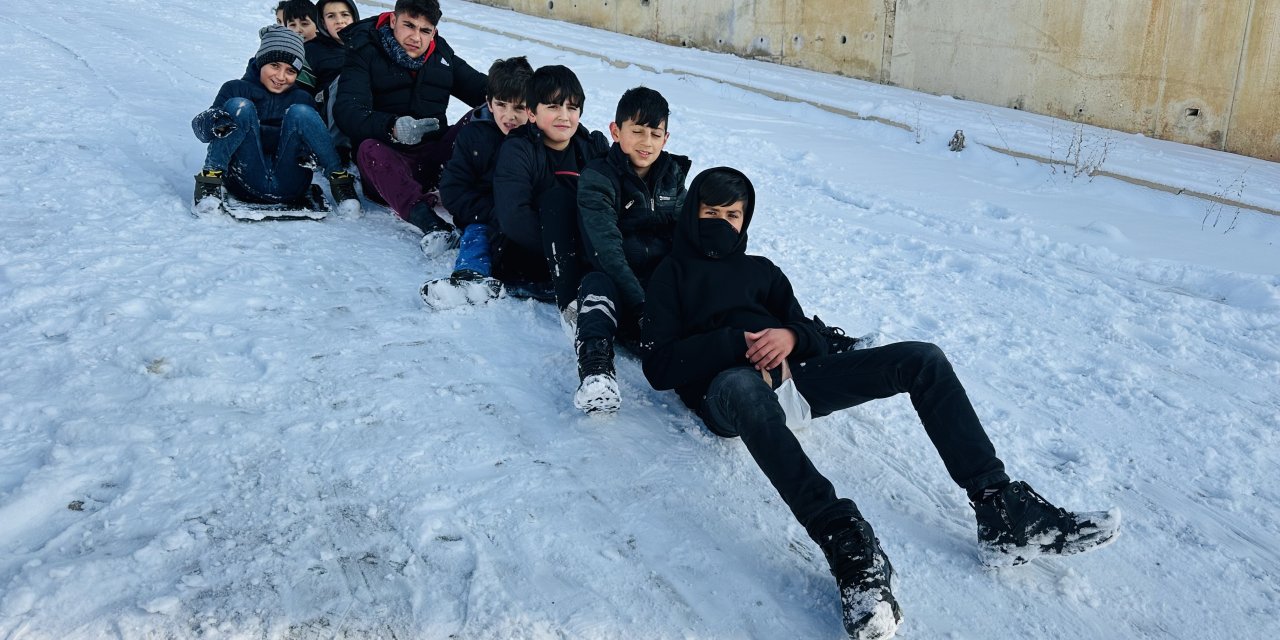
left=698, top=218, right=740, bottom=259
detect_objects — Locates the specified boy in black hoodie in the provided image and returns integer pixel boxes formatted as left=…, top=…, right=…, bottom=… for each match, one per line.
left=492, top=65, right=608, bottom=310
left=571, top=86, right=691, bottom=413
left=640, top=167, right=1120, bottom=640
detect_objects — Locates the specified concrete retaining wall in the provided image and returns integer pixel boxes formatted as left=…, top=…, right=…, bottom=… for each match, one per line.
left=468, top=0, right=1280, bottom=162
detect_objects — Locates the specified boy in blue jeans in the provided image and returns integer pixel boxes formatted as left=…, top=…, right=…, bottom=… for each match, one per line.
left=641, top=167, right=1120, bottom=639
left=570, top=86, right=690, bottom=413
left=193, top=26, right=358, bottom=214
left=424, top=56, right=534, bottom=306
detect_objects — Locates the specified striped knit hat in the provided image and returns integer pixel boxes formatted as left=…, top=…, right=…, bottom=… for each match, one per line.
left=256, top=25, right=307, bottom=70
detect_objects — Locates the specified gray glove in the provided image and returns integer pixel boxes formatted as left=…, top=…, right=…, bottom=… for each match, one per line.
left=392, top=116, right=440, bottom=145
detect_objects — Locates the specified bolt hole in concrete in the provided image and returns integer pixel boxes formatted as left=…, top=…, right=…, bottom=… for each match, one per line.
left=840, top=35, right=848, bottom=44
left=1186, top=108, right=1201, bottom=117
left=548, top=1, right=553, bottom=9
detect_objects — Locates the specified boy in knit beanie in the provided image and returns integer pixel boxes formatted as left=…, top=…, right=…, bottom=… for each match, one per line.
left=192, top=25, right=359, bottom=215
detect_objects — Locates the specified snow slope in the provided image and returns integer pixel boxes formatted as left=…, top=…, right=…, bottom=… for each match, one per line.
left=0, top=1, right=1277, bottom=638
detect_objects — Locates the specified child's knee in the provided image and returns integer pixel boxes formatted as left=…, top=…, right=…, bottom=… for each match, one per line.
left=284, top=104, right=321, bottom=124
left=223, top=97, right=257, bottom=121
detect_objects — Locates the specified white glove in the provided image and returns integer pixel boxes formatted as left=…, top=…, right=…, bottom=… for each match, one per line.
left=392, top=116, right=440, bottom=145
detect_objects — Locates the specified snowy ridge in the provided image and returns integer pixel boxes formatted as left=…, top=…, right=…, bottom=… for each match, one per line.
left=0, top=1, right=1278, bottom=638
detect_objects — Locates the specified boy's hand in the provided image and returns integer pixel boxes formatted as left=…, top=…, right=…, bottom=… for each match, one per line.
left=392, top=116, right=440, bottom=145
left=745, top=328, right=796, bottom=371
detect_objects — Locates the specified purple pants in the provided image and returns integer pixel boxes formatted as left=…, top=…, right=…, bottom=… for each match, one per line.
left=356, top=123, right=463, bottom=220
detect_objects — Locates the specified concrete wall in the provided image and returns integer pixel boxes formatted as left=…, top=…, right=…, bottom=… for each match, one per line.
left=468, top=0, right=1280, bottom=162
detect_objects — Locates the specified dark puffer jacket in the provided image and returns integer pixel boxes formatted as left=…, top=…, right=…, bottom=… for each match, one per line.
left=640, top=167, right=828, bottom=410
left=332, top=12, right=486, bottom=147
left=192, top=61, right=313, bottom=155
left=492, top=122, right=609, bottom=253
left=438, top=103, right=504, bottom=229
left=577, top=144, right=691, bottom=313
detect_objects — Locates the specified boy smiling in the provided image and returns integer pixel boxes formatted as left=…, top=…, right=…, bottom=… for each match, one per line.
left=572, top=86, right=691, bottom=413
left=492, top=65, right=608, bottom=310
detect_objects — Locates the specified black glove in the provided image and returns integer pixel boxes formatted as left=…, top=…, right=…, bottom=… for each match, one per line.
left=208, top=109, right=236, bottom=138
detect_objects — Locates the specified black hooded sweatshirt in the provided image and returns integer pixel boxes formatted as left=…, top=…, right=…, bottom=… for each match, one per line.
left=640, top=167, right=828, bottom=410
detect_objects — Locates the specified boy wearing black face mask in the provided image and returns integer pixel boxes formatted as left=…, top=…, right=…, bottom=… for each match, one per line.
left=640, top=167, right=1120, bottom=640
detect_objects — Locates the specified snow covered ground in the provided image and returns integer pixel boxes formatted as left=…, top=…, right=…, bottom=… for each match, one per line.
left=1, top=0, right=1278, bottom=637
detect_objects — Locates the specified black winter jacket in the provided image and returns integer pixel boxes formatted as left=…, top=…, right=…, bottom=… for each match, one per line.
left=192, top=61, right=313, bottom=155
left=492, top=122, right=609, bottom=253
left=332, top=12, right=486, bottom=147
left=640, top=167, right=828, bottom=410
left=438, top=103, right=504, bottom=229
left=578, top=144, right=691, bottom=312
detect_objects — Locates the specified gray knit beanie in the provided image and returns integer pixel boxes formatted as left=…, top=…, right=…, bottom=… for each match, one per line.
left=256, top=25, right=307, bottom=70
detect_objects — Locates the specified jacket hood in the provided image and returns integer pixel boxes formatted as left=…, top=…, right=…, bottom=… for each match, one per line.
left=315, top=0, right=361, bottom=40
left=673, top=166, right=755, bottom=259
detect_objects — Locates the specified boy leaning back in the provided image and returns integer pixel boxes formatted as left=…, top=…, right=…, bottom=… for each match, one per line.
left=640, top=167, right=1120, bottom=640
left=571, top=86, right=690, bottom=413
left=192, top=25, right=358, bottom=214
left=492, top=65, right=608, bottom=309
left=427, top=56, right=534, bottom=304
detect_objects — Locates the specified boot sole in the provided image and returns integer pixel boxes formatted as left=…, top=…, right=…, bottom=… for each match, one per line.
left=574, top=374, right=620, bottom=414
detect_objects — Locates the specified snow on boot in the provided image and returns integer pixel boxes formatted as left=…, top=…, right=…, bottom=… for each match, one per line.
left=820, top=517, right=903, bottom=640
left=573, top=337, right=619, bottom=414
left=420, top=269, right=503, bottom=310
left=419, top=228, right=460, bottom=259
left=193, top=169, right=224, bottom=215
left=328, top=170, right=361, bottom=217
left=972, top=480, right=1121, bottom=567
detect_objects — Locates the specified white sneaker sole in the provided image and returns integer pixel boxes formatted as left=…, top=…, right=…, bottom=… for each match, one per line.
left=574, top=374, right=620, bottom=414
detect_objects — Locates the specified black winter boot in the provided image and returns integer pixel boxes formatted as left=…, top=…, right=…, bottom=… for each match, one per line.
left=193, top=169, right=224, bottom=209
left=328, top=170, right=361, bottom=215
left=573, top=337, right=619, bottom=414
left=813, top=315, right=861, bottom=354
left=972, top=480, right=1121, bottom=567
left=820, top=517, right=903, bottom=640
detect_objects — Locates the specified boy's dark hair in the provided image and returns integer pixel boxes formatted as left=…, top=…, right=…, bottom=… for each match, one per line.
left=487, top=57, right=534, bottom=104
left=277, top=0, right=318, bottom=24
left=697, top=170, right=751, bottom=207
left=614, top=86, right=669, bottom=129
left=395, top=0, right=443, bottom=24
left=526, top=65, right=586, bottom=111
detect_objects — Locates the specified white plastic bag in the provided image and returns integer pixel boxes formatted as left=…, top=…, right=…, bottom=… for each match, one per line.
left=763, top=360, right=812, bottom=430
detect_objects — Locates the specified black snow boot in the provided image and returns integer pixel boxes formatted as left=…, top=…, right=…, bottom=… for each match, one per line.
left=193, top=169, right=224, bottom=207
left=813, top=315, right=860, bottom=354
left=972, top=480, right=1121, bottom=567
left=328, top=170, right=361, bottom=215
left=573, top=337, right=619, bottom=414
left=819, top=517, right=903, bottom=640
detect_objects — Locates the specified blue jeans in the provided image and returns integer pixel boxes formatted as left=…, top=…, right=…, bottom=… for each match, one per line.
left=203, top=98, right=342, bottom=203
left=453, top=223, right=492, bottom=276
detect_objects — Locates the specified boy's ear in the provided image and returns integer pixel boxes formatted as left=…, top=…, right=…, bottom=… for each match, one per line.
left=608, top=122, right=621, bottom=142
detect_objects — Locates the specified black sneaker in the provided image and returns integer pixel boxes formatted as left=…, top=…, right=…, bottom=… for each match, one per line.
left=193, top=169, right=223, bottom=208
left=328, top=170, right=360, bottom=215
left=972, top=481, right=1121, bottom=567
left=813, top=315, right=860, bottom=354
left=820, top=517, right=903, bottom=639
left=573, top=337, right=619, bottom=414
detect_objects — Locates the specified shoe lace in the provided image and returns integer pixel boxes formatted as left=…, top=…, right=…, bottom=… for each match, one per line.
left=577, top=339, right=613, bottom=376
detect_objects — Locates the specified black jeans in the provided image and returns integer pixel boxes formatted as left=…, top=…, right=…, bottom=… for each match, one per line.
left=699, top=341, right=1009, bottom=541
